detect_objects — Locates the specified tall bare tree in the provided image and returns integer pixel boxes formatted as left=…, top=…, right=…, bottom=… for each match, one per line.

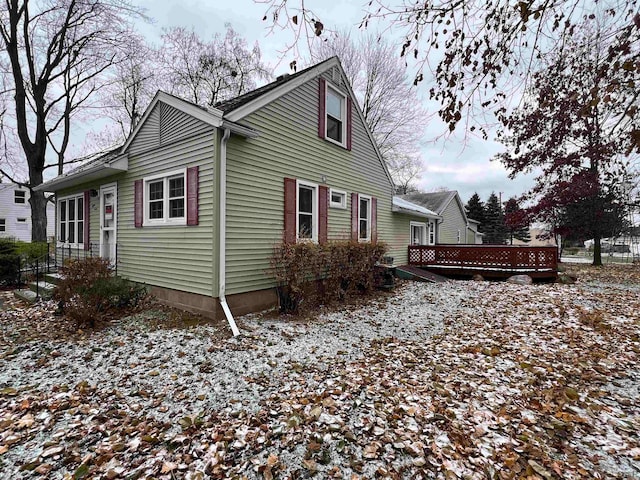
left=311, top=30, right=425, bottom=191
left=157, top=24, right=270, bottom=108
left=0, top=0, right=142, bottom=241
left=99, top=37, right=156, bottom=139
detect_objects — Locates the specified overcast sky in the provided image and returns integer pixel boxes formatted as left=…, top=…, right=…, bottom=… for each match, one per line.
left=129, top=0, right=536, bottom=205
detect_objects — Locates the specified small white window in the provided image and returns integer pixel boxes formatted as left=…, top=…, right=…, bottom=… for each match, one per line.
left=14, top=190, right=26, bottom=204
left=358, top=195, right=371, bottom=241
left=296, top=180, right=318, bottom=242
left=410, top=222, right=427, bottom=245
left=144, top=169, right=186, bottom=226
left=428, top=221, right=436, bottom=245
left=16, top=218, right=27, bottom=223
left=0, top=218, right=6, bottom=232
left=57, top=194, right=84, bottom=245
left=457, top=229, right=461, bottom=243
left=329, top=189, right=347, bottom=209
left=325, top=85, right=346, bottom=146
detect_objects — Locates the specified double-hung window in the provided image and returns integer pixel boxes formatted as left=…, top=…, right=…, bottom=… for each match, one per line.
left=58, top=194, right=84, bottom=245
left=410, top=222, right=427, bottom=245
left=326, top=85, right=346, bottom=146
left=358, top=195, right=371, bottom=241
left=14, top=190, right=26, bottom=204
left=144, top=169, right=186, bottom=226
left=297, top=180, right=318, bottom=241
left=0, top=218, right=5, bottom=232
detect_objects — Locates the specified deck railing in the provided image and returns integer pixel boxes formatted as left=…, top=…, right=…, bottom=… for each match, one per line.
left=408, top=244, right=558, bottom=274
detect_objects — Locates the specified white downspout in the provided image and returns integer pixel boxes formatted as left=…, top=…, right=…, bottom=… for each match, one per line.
left=219, top=128, right=240, bottom=337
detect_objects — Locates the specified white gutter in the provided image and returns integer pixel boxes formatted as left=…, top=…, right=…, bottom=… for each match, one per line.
left=219, top=128, right=240, bottom=337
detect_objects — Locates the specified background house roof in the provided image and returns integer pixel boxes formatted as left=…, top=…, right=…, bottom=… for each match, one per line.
left=400, top=191, right=458, bottom=215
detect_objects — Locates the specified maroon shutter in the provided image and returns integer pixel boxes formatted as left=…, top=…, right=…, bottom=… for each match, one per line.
left=351, top=192, right=359, bottom=241
left=134, top=179, right=143, bottom=228
left=284, top=177, right=297, bottom=243
left=187, top=166, right=199, bottom=226
left=318, top=78, right=326, bottom=139
left=346, top=97, right=353, bottom=151
left=318, top=185, right=328, bottom=244
left=371, top=197, right=377, bottom=242
left=83, top=190, right=90, bottom=250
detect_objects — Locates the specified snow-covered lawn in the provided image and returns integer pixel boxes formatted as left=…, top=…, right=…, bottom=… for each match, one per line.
left=1, top=264, right=639, bottom=479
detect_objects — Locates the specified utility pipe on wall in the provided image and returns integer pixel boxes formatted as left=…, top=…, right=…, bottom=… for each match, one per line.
left=219, top=128, right=240, bottom=337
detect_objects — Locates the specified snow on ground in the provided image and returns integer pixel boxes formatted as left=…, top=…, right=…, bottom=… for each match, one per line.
left=0, top=265, right=639, bottom=479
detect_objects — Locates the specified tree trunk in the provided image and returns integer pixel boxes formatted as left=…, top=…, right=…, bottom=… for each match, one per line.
left=29, top=190, right=48, bottom=242
left=28, top=159, right=48, bottom=243
left=593, top=236, right=602, bottom=266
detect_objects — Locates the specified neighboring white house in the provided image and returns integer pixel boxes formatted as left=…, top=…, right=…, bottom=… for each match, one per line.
left=0, top=183, right=55, bottom=242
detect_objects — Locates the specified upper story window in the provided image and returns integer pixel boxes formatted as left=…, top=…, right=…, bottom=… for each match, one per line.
left=358, top=195, right=371, bottom=241
left=58, top=194, right=84, bottom=245
left=144, top=169, right=186, bottom=226
left=329, top=189, right=347, bottom=209
left=14, top=190, right=26, bottom=204
left=297, top=180, right=318, bottom=241
left=326, top=86, right=346, bottom=145
left=319, top=78, right=351, bottom=150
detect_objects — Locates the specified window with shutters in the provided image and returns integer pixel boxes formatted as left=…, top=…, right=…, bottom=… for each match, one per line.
left=326, top=86, right=346, bottom=146
left=297, top=180, right=318, bottom=242
left=143, top=169, right=186, bottom=226
left=358, top=195, right=371, bottom=241
left=57, top=194, right=84, bottom=246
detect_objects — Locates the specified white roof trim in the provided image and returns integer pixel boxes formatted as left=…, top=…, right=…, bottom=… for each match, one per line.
left=121, top=91, right=224, bottom=152
left=392, top=196, right=440, bottom=219
left=224, top=57, right=396, bottom=190
left=34, top=155, right=128, bottom=192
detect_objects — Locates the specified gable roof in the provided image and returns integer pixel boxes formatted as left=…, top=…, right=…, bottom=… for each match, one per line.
left=215, top=57, right=336, bottom=114
left=221, top=56, right=395, bottom=189
left=401, top=191, right=469, bottom=224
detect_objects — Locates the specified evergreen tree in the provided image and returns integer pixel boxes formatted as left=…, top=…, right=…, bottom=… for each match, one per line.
left=465, top=193, right=485, bottom=232
left=483, top=192, right=507, bottom=244
left=504, top=198, right=531, bottom=244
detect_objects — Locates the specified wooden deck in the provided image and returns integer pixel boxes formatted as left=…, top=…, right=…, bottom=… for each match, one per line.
left=408, top=244, right=558, bottom=279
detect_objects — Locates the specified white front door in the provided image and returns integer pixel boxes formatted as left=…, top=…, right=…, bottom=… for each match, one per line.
left=100, top=183, right=117, bottom=262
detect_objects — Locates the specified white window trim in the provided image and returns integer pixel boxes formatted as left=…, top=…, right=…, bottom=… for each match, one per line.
left=14, top=190, right=26, bottom=204
left=329, top=188, right=347, bottom=209
left=457, top=229, right=461, bottom=243
left=428, top=220, right=436, bottom=245
left=325, top=83, right=347, bottom=148
left=16, top=218, right=27, bottom=223
left=56, top=193, right=85, bottom=248
left=358, top=194, right=372, bottom=242
left=143, top=168, right=187, bottom=226
left=0, top=218, right=5, bottom=232
left=296, top=179, right=319, bottom=243
left=410, top=221, right=427, bottom=246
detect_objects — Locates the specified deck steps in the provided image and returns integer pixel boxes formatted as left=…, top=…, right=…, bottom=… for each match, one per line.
left=396, top=265, right=449, bottom=283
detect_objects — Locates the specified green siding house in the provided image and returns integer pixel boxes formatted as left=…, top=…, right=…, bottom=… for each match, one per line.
left=36, top=57, right=436, bottom=330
